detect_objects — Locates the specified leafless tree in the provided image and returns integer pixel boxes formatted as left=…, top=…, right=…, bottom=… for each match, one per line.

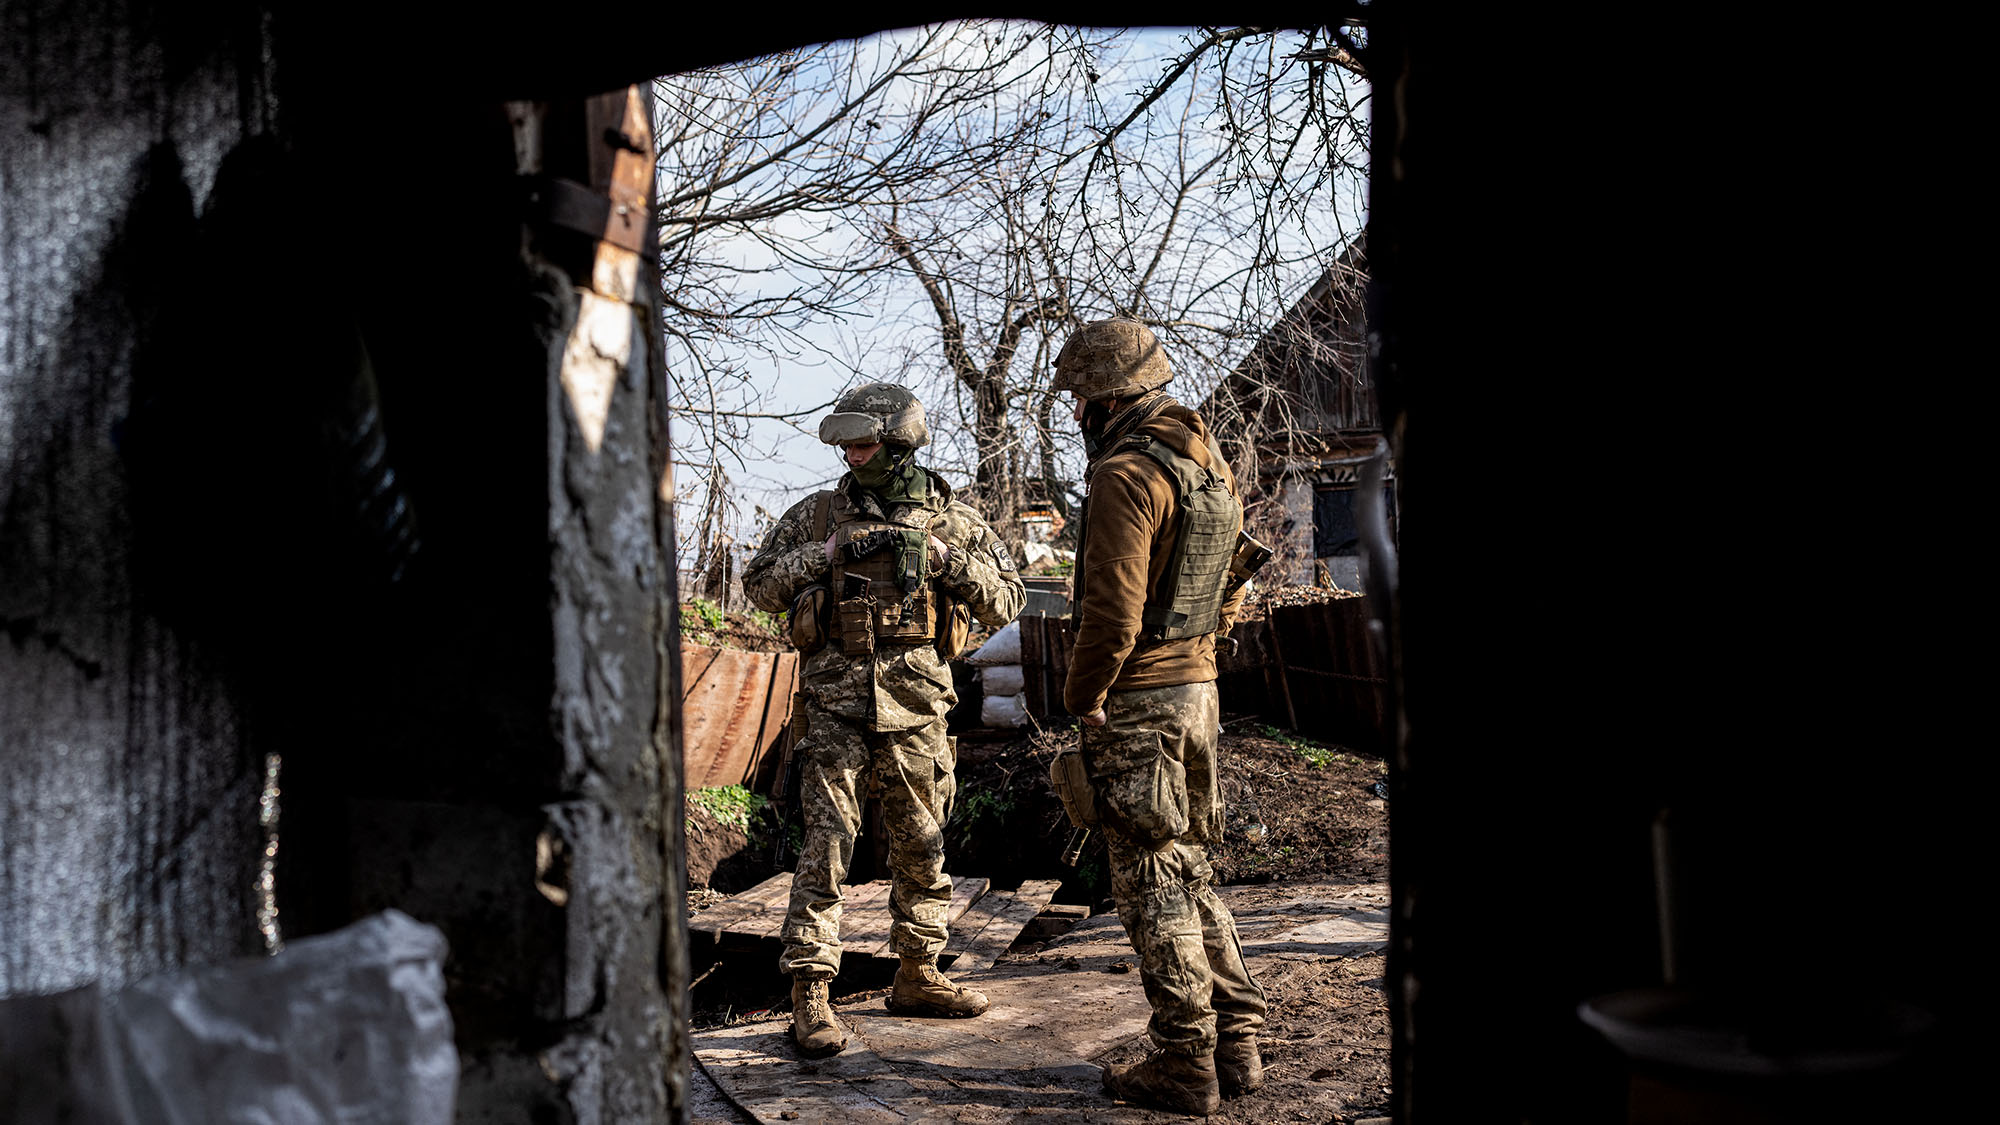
left=869, top=22, right=1371, bottom=539
left=651, top=24, right=1111, bottom=574
left=650, top=19, right=1370, bottom=572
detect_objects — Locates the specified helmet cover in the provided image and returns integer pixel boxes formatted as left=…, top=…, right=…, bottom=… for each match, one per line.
left=818, top=382, right=929, bottom=448
left=1052, top=318, right=1174, bottom=400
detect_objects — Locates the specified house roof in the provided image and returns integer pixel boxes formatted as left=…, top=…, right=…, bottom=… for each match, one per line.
left=1202, top=237, right=1376, bottom=456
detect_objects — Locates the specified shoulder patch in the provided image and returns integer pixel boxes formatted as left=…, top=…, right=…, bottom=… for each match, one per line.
left=991, top=542, right=1016, bottom=571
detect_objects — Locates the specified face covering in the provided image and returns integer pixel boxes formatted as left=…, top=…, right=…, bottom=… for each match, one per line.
left=849, top=444, right=924, bottom=501
left=1083, top=393, right=1172, bottom=459
left=1079, top=399, right=1116, bottom=457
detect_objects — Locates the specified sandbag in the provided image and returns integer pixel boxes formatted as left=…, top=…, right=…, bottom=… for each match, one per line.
left=980, top=691, right=1030, bottom=728
left=980, top=663, right=1025, bottom=696
left=966, top=620, right=1021, bottom=665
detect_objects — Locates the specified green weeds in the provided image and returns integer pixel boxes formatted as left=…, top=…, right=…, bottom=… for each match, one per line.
left=949, top=785, right=1017, bottom=835
left=687, top=784, right=767, bottom=836
left=1259, top=725, right=1372, bottom=770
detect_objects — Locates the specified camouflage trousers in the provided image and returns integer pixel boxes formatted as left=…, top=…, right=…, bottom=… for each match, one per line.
left=778, top=699, right=957, bottom=978
left=1085, top=680, right=1267, bottom=1056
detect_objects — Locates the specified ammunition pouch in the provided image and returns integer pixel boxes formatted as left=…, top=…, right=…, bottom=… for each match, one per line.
left=836, top=588, right=876, bottom=655
left=790, top=586, right=830, bottom=655
left=872, top=583, right=935, bottom=643
left=936, top=598, right=971, bottom=661
left=1047, top=750, right=1099, bottom=830
left=829, top=519, right=939, bottom=650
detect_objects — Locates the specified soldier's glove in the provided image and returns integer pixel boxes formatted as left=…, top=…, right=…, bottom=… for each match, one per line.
left=841, top=528, right=898, bottom=563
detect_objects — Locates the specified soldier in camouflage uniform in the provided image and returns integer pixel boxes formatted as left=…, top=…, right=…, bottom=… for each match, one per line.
left=742, top=382, right=1026, bottom=1058
left=1053, top=319, right=1268, bottom=1116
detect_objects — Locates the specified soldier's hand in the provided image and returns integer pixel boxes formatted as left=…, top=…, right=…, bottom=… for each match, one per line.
left=928, top=535, right=949, bottom=567
left=1080, top=708, right=1107, bottom=727
left=841, top=529, right=895, bottom=563
left=823, top=533, right=838, bottom=564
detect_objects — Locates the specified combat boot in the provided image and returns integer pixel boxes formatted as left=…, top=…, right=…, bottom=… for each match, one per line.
left=1102, top=1049, right=1221, bottom=1116
left=790, top=975, right=850, bottom=1058
left=1216, top=1033, right=1264, bottom=1096
left=887, top=956, right=990, bottom=1017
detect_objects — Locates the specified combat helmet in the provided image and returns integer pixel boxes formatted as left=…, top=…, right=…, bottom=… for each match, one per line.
left=1052, top=318, right=1174, bottom=401
left=818, top=382, right=930, bottom=448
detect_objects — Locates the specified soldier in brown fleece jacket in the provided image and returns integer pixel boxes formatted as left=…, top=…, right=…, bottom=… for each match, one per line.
left=1055, top=318, right=1267, bottom=1117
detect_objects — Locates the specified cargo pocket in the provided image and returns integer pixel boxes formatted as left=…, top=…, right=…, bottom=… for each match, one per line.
left=1084, top=727, right=1189, bottom=850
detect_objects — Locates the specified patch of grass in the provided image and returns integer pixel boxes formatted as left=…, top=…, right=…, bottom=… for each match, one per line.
left=1248, top=720, right=1392, bottom=764
left=1260, top=725, right=1363, bottom=770
left=681, top=597, right=728, bottom=646
left=687, top=784, right=767, bottom=836
left=688, top=597, right=726, bottom=630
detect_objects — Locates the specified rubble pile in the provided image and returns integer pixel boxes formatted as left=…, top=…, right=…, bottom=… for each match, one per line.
left=1236, top=583, right=1364, bottom=622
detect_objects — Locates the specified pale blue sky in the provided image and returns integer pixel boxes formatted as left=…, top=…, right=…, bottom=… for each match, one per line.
left=656, top=23, right=1368, bottom=574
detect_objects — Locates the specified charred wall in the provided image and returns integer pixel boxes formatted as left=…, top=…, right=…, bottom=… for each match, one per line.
left=1, top=0, right=274, bottom=999
left=2, top=3, right=679, bottom=1121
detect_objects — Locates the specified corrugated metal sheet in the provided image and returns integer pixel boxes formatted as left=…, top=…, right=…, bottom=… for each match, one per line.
left=680, top=645, right=799, bottom=791
left=1021, top=577, right=1072, bottom=617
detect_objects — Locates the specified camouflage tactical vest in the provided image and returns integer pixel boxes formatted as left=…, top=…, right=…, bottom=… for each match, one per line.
left=819, top=492, right=940, bottom=652
left=1076, top=435, right=1239, bottom=642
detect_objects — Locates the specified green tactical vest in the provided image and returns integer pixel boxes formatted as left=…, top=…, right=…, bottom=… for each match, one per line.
left=818, top=490, right=940, bottom=646
left=1076, top=435, right=1240, bottom=642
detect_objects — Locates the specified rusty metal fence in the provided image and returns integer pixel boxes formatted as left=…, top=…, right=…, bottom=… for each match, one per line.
left=680, top=645, right=799, bottom=791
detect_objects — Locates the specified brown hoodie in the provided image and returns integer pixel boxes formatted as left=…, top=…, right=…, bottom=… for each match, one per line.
left=1063, top=401, right=1247, bottom=715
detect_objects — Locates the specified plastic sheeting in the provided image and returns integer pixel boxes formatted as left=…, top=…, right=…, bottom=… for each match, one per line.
left=0, top=910, right=456, bottom=1124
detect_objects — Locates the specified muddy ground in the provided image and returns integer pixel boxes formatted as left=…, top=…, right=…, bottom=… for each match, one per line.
left=686, top=719, right=1392, bottom=1123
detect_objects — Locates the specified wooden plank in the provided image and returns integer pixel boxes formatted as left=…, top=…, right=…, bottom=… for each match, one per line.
left=1045, top=620, right=1074, bottom=719
left=692, top=874, right=1015, bottom=962
left=688, top=871, right=795, bottom=937
left=943, top=879, right=1064, bottom=974
left=939, top=896, right=1009, bottom=969
left=1018, top=614, right=1044, bottom=719
left=943, top=875, right=990, bottom=927
left=837, top=874, right=991, bottom=960
left=746, top=651, right=798, bottom=794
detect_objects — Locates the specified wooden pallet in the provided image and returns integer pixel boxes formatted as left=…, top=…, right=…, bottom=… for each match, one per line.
left=690, top=873, right=1063, bottom=969
left=941, top=878, right=1061, bottom=973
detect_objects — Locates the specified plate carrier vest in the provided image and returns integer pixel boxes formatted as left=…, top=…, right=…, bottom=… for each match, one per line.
left=1075, top=434, right=1240, bottom=642
left=815, top=489, right=940, bottom=651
